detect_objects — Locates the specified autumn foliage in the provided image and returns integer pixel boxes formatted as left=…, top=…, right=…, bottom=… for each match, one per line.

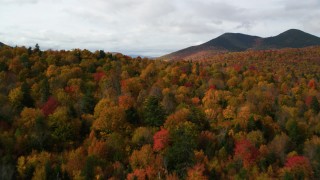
left=0, top=45, right=320, bottom=179
left=282, top=155, right=313, bottom=179
left=234, top=139, right=259, bottom=168
left=285, top=155, right=310, bottom=169
left=186, top=163, right=208, bottom=180
left=153, top=128, right=169, bottom=151
left=93, top=71, right=105, bottom=82
left=41, top=96, right=58, bottom=116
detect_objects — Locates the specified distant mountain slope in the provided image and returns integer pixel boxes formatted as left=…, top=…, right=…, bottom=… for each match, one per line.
left=0, top=42, right=5, bottom=47
left=201, top=33, right=261, bottom=51
left=260, top=29, right=320, bottom=49
left=162, top=29, right=320, bottom=61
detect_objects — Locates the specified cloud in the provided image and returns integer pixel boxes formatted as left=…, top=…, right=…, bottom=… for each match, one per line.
left=236, top=22, right=255, bottom=30
left=284, top=0, right=320, bottom=11
left=0, top=0, right=38, bottom=4
left=1, top=0, right=319, bottom=56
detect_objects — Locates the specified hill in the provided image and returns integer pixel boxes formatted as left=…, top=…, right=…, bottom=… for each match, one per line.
left=162, top=29, right=320, bottom=60
left=260, top=29, right=320, bottom=49
left=201, top=33, right=261, bottom=51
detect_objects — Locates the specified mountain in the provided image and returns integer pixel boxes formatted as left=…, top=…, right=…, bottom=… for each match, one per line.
left=259, top=29, right=320, bottom=49
left=162, top=29, right=320, bottom=61
left=0, top=42, right=5, bottom=47
left=201, top=33, right=261, bottom=51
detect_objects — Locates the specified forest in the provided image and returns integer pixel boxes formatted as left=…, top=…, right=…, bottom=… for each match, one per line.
left=0, top=44, right=320, bottom=179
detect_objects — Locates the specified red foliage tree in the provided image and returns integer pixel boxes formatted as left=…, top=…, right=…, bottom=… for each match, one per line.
left=127, top=167, right=157, bottom=180
left=64, top=86, right=76, bottom=93
left=41, top=96, right=58, bottom=116
left=285, top=155, right=310, bottom=169
left=249, top=65, right=257, bottom=71
left=305, top=96, right=313, bottom=107
left=153, top=128, right=169, bottom=152
left=209, top=85, right=216, bottom=90
left=184, top=82, right=193, bottom=87
left=233, top=64, right=242, bottom=72
left=234, top=139, right=259, bottom=168
left=308, top=79, right=316, bottom=89
left=283, top=155, right=313, bottom=178
left=93, top=71, right=105, bottom=82
left=191, top=97, right=200, bottom=105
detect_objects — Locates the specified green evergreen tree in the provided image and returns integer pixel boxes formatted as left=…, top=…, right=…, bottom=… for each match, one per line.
left=97, top=50, right=106, bottom=60
left=82, top=156, right=97, bottom=180
left=286, top=119, right=306, bottom=153
left=143, top=96, right=166, bottom=126
left=126, top=107, right=140, bottom=125
left=311, top=96, right=320, bottom=114
left=39, top=77, right=50, bottom=103
left=81, top=91, right=96, bottom=114
left=247, top=115, right=256, bottom=131
left=165, top=122, right=197, bottom=178
left=21, top=82, right=34, bottom=107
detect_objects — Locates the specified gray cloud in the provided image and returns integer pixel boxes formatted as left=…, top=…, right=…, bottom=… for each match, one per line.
left=0, top=0, right=319, bottom=56
left=236, top=21, right=255, bottom=30
left=0, top=0, right=38, bottom=4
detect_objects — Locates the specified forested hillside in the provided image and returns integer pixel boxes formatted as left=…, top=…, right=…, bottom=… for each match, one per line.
left=0, top=45, right=320, bottom=179
left=162, top=29, right=320, bottom=61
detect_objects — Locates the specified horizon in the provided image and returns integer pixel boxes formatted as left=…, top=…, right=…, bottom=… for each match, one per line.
left=3, top=28, right=319, bottom=58
left=1, top=0, right=320, bottom=56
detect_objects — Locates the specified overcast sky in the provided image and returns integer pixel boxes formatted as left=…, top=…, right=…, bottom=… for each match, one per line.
left=1, top=0, right=320, bottom=56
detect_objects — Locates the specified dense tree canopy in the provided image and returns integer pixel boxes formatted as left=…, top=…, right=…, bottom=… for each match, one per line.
left=0, top=45, right=320, bottom=179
